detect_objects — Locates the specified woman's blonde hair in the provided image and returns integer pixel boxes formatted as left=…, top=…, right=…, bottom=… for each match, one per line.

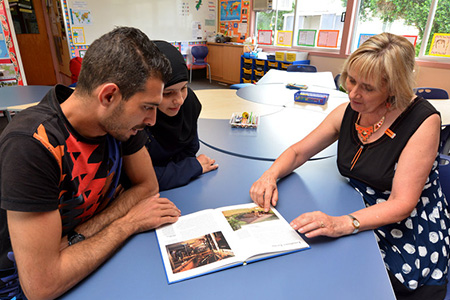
left=341, top=32, right=416, bottom=110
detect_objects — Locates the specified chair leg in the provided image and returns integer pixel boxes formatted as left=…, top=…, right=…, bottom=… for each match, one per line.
left=207, top=63, right=211, bottom=83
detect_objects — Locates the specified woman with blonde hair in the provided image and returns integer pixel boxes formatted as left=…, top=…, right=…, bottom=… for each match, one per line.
left=250, top=32, right=450, bottom=299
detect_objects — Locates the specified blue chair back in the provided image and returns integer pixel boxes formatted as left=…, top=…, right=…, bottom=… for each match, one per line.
left=415, top=87, right=449, bottom=99
left=191, top=46, right=209, bottom=64
left=334, top=74, right=341, bottom=90
left=286, top=64, right=317, bottom=73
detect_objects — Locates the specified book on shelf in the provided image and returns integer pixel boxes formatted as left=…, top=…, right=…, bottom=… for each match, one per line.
left=156, top=203, right=310, bottom=284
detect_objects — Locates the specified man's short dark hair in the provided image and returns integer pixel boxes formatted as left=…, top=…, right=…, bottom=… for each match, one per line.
left=76, top=27, right=172, bottom=100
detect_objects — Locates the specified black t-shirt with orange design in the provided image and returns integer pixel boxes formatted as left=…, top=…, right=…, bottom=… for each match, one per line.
left=0, top=85, right=147, bottom=299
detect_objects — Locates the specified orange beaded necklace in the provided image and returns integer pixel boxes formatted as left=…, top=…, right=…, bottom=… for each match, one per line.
left=354, top=113, right=385, bottom=143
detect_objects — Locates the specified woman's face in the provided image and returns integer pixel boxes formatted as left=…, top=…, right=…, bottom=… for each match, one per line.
left=158, top=81, right=188, bottom=117
left=346, top=69, right=390, bottom=115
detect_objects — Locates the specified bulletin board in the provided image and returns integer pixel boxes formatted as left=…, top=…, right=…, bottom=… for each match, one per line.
left=0, top=0, right=24, bottom=86
left=62, top=0, right=217, bottom=57
left=219, top=0, right=251, bottom=42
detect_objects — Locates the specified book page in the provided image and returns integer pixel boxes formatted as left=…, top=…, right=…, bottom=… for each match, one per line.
left=218, top=203, right=309, bottom=261
left=156, top=209, right=243, bottom=283
left=156, top=203, right=309, bottom=283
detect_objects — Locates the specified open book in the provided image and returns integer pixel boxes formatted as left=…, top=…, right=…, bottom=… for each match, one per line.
left=156, top=203, right=310, bottom=284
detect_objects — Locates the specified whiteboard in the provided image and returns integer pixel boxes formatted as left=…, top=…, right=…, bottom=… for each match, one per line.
left=67, top=0, right=217, bottom=45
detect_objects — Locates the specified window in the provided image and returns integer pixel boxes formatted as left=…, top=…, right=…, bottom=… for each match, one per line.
left=253, top=0, right=450, bottom=63
left=254, top=0, right=346, bottom=49
left=292, top=0, right=346, bottom=49
left=255, top=0, right=295, bottom=47
left=352, top=0, right=450, bottom=60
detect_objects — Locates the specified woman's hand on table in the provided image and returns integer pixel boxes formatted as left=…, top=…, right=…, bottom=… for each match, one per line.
left=197, top=154, right=219, bottom=174
left=290, top=211, right=354, bottom=238
left=249, top=171, right=278, bottom=212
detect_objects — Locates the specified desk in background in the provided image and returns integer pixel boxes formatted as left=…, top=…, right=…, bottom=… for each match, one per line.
left=428, top=99, right=450, bottom=126
left=0, top=85, right=51, bottom=122
left=61, top=144, right=395, bottom=300
left=236, top=83, right=349, bottom=112
left=199, top=109, right=336, bottom=161
left=255, top=69, right=337, bottom=89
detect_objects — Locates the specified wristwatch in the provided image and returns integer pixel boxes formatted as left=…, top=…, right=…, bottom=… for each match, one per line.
left=68, top=229, right=85, bottom=246
left=348, top=214, right=360, bottom=234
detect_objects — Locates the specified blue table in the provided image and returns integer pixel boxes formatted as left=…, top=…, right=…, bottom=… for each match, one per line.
left=0, top=85, right=52, bottom=121
left=61, top=144, right=395, bottom=300
left=199, top=108, right=337, bottom=161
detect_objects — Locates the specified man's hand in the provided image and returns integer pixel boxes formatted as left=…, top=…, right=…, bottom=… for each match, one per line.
left=123, top=194, right=181, bottom=233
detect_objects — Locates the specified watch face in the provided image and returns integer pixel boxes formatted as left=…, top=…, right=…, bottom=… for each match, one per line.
left=353, top=219, right=360, bottom=228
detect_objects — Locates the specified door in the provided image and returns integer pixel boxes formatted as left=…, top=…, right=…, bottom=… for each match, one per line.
left=9, top=0, right=56, bottom=85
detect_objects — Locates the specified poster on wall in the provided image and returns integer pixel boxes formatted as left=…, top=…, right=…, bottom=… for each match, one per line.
left=72, top=27, right=86, bottom=45
left=258, top=30, right=272, bottom=45
left=0, top=25, right=9, bottom=59
left=317, top=30, right=339, bottom=48
left=297, top=29, right=316, bottom=47
left=220, top=0, right=241, bottom=21
left=403, top=35, right=417, bottom=47
left=429, top=33, right=450, bottom=57
left=276, top=31, right=293, bottom=47
left=0, top=0, right=24, bottom=85
left=70, top=9, right=92, bottom=25
left=219, top=0, right=249, bottom=43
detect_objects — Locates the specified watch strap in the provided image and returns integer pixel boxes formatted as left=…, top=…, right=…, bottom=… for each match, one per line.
left=68, top=229, right=85, bottom=246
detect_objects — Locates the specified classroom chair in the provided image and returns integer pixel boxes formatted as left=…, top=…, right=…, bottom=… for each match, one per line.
left=414, top=87, right=449, bottom=100
left=334, top=74, right=341, bottom=90
left=286, top=64, right=317, bottom=73
left=189, top=46, right=211, bottom=83
left=69, top=57, right=83, bottom=87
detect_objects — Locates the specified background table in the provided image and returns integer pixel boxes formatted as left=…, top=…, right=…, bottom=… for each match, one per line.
left=236, top=83, right=349, bottom=111
left=255, top=69, right=336, bottom=89
left=0, top=85, right=51, bottom=121
left=199, top=108, right=336, bottom=161
left=428, top=99, right=450, bottom=125
left=61, top=144, right=395, bottom=300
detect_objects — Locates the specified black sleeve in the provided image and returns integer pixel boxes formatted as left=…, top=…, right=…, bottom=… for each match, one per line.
left=0, top=135, right=61, bottom=212
left=122, top=130, right=148, bottom=156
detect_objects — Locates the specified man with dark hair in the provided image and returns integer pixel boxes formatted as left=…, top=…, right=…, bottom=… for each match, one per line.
left=0, top=27, right=181, bottom=299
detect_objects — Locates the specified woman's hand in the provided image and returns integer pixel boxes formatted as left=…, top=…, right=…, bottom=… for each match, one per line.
left=197, top=154, right=218, bottom=173
left=290, top=211, right=354, bottom=238
left=249, top=171, right=278, bottom=212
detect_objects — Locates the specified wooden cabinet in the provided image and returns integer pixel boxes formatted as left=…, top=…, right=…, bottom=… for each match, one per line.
left=207, top=43, right=247, bottom=85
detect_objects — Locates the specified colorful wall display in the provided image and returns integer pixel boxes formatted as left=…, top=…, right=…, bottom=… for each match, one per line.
left=430, top=33, right=450, bottom=57
left=276, top=31, right=293, bottom=47
left=297, top=30, right=316, bottom=47
left=257, top=30, right=272, bottom=45
left=219, top=0, right=250, bottom=43
left=317, top=30, right=339, bottom=48
left=0, top=0, right=24, bottom=86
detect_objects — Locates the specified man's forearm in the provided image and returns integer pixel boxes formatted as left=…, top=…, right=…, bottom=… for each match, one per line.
left=75, top=183, right=157, bottom=239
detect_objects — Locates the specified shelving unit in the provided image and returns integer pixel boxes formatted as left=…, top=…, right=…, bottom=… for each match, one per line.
left=240, top=56, right=310, bottom=83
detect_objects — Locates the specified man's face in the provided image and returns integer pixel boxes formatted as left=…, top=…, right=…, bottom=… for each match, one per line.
left=103, top=77, right=164, bottom=142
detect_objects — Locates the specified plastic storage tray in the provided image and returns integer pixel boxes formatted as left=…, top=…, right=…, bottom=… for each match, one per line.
left=294, top=91, right=329, bottom=105
left=229, top=112, right=259, bottom=128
